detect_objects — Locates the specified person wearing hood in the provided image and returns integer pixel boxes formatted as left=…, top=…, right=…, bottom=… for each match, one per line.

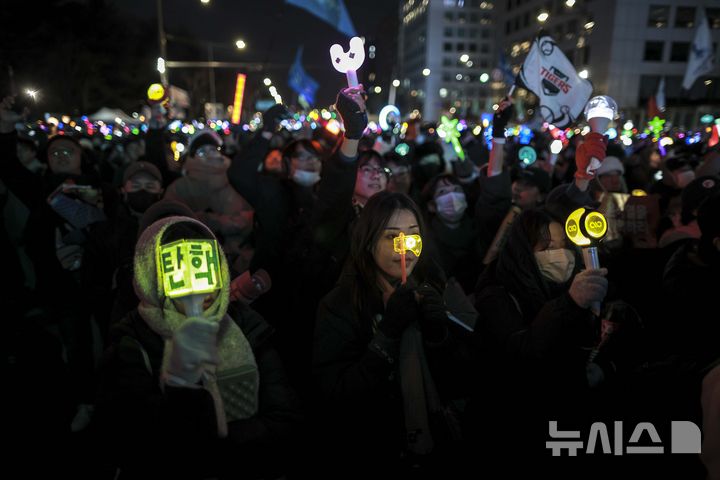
left=164, top=131, right=255, bottom=275
left=16, top=136, right=46, bottom=176
left=95, top=216, right=302, bottom=479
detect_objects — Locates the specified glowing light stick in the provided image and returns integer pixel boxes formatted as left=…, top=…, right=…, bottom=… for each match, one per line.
left=565, top=207, right=608, bottom=316
left=158, top=238, right=224, bottom=315
left=329, top=37, right=365, bottom=87
left=379, top=105, right=400, bottom=131
left=647, top=116, right=665, bottom=139
left=392, top=232, right=423, bottom=285
left=147, top=83, right=166, bottom=103
left=518, top=146, right=537, bottom=166
left=438, top=115, right=465, bottom=161
left=583, top=96, right=618, bottom=177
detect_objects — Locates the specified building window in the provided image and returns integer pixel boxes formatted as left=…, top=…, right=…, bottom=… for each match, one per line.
left=707, top=8, right=720, bottom=29
left=675, top=7, right=696, bottom=28
left=647, top=5, right=669, bottom=28
left=514, top=17, right=520, bottom=31
left=480, top=60, right=489, bottom=68
left=443, top=73, right=452, bottom=82
left=444, top=42, right=453, bottom=52
left=506, top=20, right=511, bottom=34
left=481, top=29, right=490, bottom=38
left=443, top=58, right=452, bottom=67
left=670, top=42, right=690, bottom=62
left=524, top=11, right=530, bottom=27
left=456, top=42, right=466, bottom=52
left=469, top=29, right=478, bottom=38
left=469, top=43, right=478, bottom=52
left=458, top=13, right=467, bottom=23
left=643, top=41, right=664, bottom=61
left=480, top=44, right=489, bottom=53
left=458, top=28, right=466, bottom=37
left=445, top=27, right=453, bottom=37
left=470, top=13, right=479, bottom=23
left=445, top=12, right=454, bottom=21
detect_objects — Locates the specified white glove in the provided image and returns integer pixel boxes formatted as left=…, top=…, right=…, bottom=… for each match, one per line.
left=163, top=317, right=220, bottom=387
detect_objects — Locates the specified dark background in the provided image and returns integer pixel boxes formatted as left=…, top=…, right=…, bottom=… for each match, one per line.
left=1, top=0, right=399, bottom=116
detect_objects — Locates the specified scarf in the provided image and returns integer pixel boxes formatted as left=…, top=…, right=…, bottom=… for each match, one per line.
left=134, top=216, right=258, bottom=437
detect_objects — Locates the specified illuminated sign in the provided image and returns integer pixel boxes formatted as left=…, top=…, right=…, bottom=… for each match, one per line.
left=231, top=73, right=247, bottom=125
left=518, top=146, right=537, bottom=166
left=157, top=239, right=224, bottom=298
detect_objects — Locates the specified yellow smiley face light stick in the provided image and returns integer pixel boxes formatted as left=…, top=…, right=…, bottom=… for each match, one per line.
left=565, top=207, right=608, bottom=316
left=392, top=232, right=423, bottom=285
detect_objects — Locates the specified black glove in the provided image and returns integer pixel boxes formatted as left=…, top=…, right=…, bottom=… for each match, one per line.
left=262, top=104, right=290, bottom=133
left=379, top=285, right=420, bottom=339
left=335, top=87, right=368, bottom=140
left=417, top=283, right=448, bottom=343
left=492, top=97, right=513, bottom=138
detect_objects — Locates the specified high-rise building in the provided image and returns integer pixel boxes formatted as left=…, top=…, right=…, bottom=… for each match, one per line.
left=398, top=0, right=497, bottom=121
left=498, top=0, right=720, bottom=125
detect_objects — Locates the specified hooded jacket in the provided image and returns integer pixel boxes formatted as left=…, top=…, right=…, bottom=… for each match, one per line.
left=163, top=154, right=254, bottom=273
left=95, top=216, right=302, bottom=479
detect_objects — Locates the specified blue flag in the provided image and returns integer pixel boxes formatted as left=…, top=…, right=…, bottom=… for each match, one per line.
left=498, top=53, right=515, bottom=86
left=288, top=46, right=319, bottom=106
left=285, top=0, right=357, bottom=37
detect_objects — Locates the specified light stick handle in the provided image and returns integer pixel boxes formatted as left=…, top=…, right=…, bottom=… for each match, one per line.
left=346, top=70, right=358, bottom=88
left=507, top=84, right=516, bottom=97
left=400, top=253, right=407, bottom=285
left=582, top=247, right=601, bottom=316
left=181, top=294, right=205, bottom=318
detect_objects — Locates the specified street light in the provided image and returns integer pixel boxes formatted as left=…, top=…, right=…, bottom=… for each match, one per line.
left=584, top=21, right=595, bottom=30
left=157, top=57, right=166, bottom=74
left=392, top=79, right=400, bottom=87
left=480, top=73, right=489, bottom=83
left=374, top=86, right=382, bottom=93
left=460, top=54, right=470, bottom=63
left=25, top=89, right=38, bottom=100
left=201, top=0, right=210, bottom=4
left=263, top=78, right=272, bottom=86
left=565, top=0, right=575, bottom=6
left=235, top=39, right=246, bottom=49
left=422, top=68, right=431, bottom=76
left=537, top=12, right=549, bottom=22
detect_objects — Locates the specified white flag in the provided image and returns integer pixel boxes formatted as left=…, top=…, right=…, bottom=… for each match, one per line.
left=518, top=33, right=593, bottom=128
left=656, top=77, right=666, bottom=112
left=682, top=11, right=715, bottom=90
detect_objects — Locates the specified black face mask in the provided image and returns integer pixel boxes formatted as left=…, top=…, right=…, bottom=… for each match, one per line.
left=125, top=190, right=161, bottom=214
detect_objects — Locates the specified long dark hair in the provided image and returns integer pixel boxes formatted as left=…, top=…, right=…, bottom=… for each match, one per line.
left=350, top=191, right=426, bottom=319
left=494, top=208, right=554, bottom=319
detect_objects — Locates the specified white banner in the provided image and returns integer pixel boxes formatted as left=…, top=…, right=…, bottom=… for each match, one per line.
left=682, top=11, right=715, bottom=90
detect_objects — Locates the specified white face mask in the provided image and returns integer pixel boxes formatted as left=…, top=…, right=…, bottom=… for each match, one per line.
left=534, top=248, right=576, bottom=284
left=435, top=191, right=467, bottom=223
left=673, top=170, right=695, bottom=189
left=292, top=169, right=321, bottom=187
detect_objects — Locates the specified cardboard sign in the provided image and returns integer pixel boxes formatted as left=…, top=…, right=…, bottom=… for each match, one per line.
left=158, top=239, right=223, bottom=298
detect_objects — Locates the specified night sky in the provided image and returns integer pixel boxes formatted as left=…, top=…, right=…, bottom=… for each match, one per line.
left=118, top=0, right=399, bottom=108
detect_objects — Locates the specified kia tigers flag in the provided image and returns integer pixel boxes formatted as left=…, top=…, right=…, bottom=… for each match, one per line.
left=517, top=33, right=592, bottom=128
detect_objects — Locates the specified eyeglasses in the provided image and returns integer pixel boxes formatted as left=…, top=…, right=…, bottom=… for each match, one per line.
left=360, top=165, right=391, bottom=178
left=128, top=180, right=163, bottom=193
left=50, top=148, right=75, bottom=158
left=195, top=145, right=222, bottom=158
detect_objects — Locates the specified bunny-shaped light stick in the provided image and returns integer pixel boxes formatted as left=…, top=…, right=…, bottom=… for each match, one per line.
left=329, top=37, right=366, bottom=87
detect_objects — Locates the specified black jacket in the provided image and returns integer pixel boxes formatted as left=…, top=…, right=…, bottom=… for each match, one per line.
left=95, top=303, right=303, bottom=479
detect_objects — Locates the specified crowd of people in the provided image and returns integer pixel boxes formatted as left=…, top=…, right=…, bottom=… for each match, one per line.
left=2, top=86, right=719, bottom=479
